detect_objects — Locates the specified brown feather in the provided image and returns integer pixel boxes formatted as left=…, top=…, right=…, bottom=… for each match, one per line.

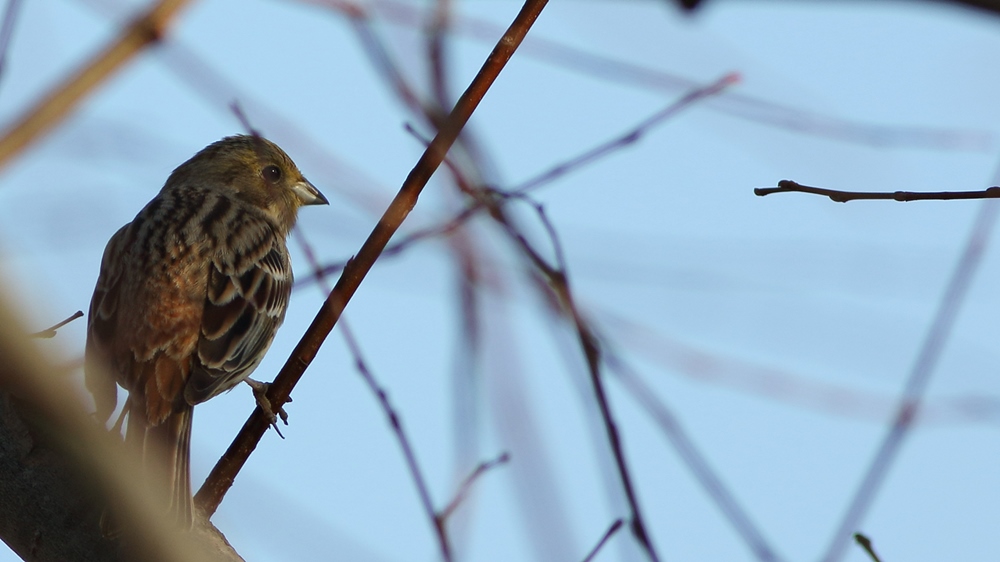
left=84, top=135, right=326, bottom=528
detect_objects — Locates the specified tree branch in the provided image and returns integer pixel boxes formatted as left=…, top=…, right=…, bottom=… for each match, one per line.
left=194, top=0, right=549, bottom=517
left=755, top=180, right=1000, bottom=202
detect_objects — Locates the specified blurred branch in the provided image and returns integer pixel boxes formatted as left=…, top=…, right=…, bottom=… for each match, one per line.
left=602, top=312, right=1000, bottom=426
left=581, top=519, right=624, bottom=562
left=853, top=533, right=883, bottom=562
left=0, top=0, right=191, bottom=171
left=29, top=310, right=83, bottom=339
left=0, top=0, right=24, bottom=89
left=756, top=180, right=1000, bottom=202
left=195, top=0, right=548, bottom=518
left=344, top=0, right=991, bottom=151
left=821, top=199, right=1000, bottom=562
left=606, top=349, right=784, bottom=562
left=0, top=289, right=240, bottom=561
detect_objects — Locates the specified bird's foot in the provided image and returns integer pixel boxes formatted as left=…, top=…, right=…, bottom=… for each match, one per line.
left=245, top=378, right=290, bottom=438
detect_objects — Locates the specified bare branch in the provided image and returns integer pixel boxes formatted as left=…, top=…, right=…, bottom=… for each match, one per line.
left=439, top=452, right=510, bottom=522
left=0, top=0, right=24, bottom=88
left=581, top=519, right=624, bottom=562
left=755, top=180, right=1000, bottom=202
left=29, top=310, right=83, bottom=339
left=342, top=319, right=452, bottom=561
left=511, top=72, right=738, bottom=196
left=195, top=0, right=549, bottom=519
left=853, top=533, right=883, bottom=562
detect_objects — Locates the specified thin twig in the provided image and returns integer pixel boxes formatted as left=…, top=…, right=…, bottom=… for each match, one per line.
left=195, top=0, right=548, bottom=518
left=439, top=452, right=510, bottom=522
left=755, top=180, right=1000, bottom=202
left=581, top=519, right=624, bottom=562
left=295, top=74, right=735, bottom=291
left=853, top=533, right=883, bottom=562
left=0, top=0, right=191, bottom=171
left=30, top=310, right=84, bottom=339
left=292, top=222, right=453, bottom=558
left=511, top=72, right=739, bottom=195
left=342, top=319, right=451, bottom=561
left=606, top=350, right=783, bottom=562
left=820, top=199, right=999, bottom=562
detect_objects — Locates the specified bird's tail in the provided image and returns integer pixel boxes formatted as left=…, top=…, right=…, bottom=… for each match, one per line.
left=125, top=401, right=194, bottom=529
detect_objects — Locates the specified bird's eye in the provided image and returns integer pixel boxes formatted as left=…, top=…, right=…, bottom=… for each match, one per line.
left=263, top=165, right=282, bottom=182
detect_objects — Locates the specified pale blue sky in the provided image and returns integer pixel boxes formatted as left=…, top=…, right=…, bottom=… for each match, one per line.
left=0, top=1, right=998, bottom=561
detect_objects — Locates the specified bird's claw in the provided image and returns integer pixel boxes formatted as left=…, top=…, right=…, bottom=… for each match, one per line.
left=245, top=378, right=289, bottom=438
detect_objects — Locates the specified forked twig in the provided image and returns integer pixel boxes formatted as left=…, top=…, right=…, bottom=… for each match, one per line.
left=195, top=0, right=549, bottom=519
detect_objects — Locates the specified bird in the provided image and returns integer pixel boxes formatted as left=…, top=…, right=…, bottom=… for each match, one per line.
left=84, top=134, right=327, bottom=529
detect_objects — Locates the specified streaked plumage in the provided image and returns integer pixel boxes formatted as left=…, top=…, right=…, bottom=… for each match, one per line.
left=85, top=135, right=327, bottom=527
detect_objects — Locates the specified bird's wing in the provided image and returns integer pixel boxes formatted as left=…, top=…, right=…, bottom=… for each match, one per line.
left=185, top=219, right=292, bottom=404
left=85, top=224, right=130, bottom=423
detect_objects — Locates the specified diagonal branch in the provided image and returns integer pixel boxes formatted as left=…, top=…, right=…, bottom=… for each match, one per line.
left=194, top=0, right=549, bottom=517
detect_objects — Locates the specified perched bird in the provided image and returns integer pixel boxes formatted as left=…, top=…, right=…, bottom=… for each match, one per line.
left=85, top=135, right=327, bottom=528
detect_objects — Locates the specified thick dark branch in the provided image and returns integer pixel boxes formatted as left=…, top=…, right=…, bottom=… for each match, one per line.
left=755, top=180, right=1000, bottom=202
left=195, top=0, right=549, bottom=517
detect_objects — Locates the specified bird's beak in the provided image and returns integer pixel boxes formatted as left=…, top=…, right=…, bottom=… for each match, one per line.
left=292, top=179, right=329, bottom=206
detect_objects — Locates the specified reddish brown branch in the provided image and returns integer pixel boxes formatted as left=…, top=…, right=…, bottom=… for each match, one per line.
left=755, top=180, right=1000, bottom=202
left=0, top=0, right=191, bottom=170
left=194, top=0, right=549, bottom=518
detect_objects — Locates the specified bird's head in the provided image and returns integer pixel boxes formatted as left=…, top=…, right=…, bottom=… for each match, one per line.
left=166, top=135, right=328, bottom=232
